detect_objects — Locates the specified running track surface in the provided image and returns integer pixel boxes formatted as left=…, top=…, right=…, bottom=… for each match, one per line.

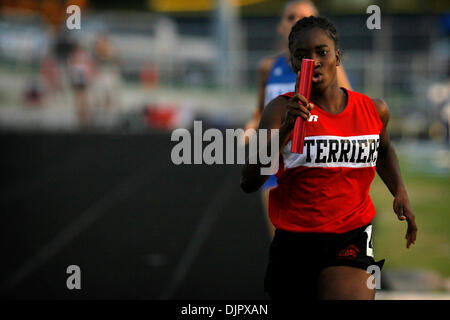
left=0, top=132, right=270, bottom=299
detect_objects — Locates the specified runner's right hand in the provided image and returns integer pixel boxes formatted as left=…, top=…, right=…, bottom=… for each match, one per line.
left=283, top=94, right=314, bottom=130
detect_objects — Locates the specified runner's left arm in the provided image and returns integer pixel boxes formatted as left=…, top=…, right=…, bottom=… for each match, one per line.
left=374, top=98, right=418, bottom=249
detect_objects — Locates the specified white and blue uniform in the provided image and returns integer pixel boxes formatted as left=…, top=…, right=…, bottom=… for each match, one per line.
left=262, top=54, right=296, bottom=190
left=264, top=55, right=297, bottom=106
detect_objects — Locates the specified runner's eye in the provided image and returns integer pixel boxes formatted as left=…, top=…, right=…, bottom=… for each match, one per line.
left=318, top=50, right=328, bottom=56
left=287, top=14, right=296, bottom=22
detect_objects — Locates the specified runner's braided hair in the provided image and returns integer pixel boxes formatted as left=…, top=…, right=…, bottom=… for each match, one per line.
left=288, top=16, right=339, bottom=51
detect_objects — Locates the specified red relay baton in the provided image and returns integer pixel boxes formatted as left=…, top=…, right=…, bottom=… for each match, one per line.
left=291, top=59, right=314, bottom=154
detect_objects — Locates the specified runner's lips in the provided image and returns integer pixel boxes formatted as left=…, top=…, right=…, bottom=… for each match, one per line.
left=312, top=72, right=323, bottom=83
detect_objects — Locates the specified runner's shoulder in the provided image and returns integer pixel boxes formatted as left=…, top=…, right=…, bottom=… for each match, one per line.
left=258, top=55, right=278, bottom=74
left=259, top=95, right=290, bottom=129
left=371, top=98, right=390, bottom=125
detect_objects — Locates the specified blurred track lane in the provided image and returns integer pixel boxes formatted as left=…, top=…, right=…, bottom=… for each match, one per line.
left=1, top=162, right=158, bottom=292
left=0, top=132, right=268, bottom=299
left=0, top=133, right=172, bottom=281
left=158, top=174, right=234, bottom=300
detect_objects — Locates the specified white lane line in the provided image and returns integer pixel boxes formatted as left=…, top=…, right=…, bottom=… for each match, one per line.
left=0, top=165, right=155, bottom=292
left=157, top=174, right=234, bottom=300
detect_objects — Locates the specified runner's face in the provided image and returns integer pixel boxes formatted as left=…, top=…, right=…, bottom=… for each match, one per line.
left=290, top=27, right=340, bottom=93
left=278, top=3, right=316, bottom=41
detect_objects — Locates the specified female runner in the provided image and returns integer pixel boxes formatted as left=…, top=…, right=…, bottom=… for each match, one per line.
left=244, top=0, right=352, bottom=239
left=241, top=16, right=417, bottom=300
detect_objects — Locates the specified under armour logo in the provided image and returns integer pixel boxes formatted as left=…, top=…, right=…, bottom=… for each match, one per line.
left=308, top=115, right=318, bottom=122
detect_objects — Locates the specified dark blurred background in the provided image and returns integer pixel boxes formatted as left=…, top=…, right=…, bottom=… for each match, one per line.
left=0, top=0, right=449, bottom=300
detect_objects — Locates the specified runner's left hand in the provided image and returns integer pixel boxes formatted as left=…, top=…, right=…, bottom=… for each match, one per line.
left=393, top=192, right=417, bottom=249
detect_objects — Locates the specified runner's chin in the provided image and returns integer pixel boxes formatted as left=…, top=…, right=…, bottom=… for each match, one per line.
left=312, top=79, right=326, bottom=91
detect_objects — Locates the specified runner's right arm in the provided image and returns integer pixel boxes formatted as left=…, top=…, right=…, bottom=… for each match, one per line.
left=240, top=93, right=313, bottom=193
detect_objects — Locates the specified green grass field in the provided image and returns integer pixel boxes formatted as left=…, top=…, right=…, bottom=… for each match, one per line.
left=371, top=152, right=450, bottom=278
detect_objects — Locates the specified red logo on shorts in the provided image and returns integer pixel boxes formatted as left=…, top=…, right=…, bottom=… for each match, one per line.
left=337, top=244, right=360, bottom=259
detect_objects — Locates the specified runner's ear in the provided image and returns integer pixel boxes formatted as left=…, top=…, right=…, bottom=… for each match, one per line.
left=335, top=49, right=341, bottom=67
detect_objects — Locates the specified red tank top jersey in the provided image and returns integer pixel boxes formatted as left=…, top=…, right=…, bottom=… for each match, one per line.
left=269, top=88, right=383, bottom=234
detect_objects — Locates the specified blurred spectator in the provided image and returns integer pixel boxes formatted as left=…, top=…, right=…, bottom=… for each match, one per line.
left=38, top=52, right=66, bottom=108
left=54, top=30, right=75, bottom=64
left=67, top=43, right=96, bottom=127
left=140, top=62, right=159, bottom=89
left=23, top=80, right=44, bottom=108
left=92, top=33, right=121, bottom=110
left=41, top=54, right=61, bottom=92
